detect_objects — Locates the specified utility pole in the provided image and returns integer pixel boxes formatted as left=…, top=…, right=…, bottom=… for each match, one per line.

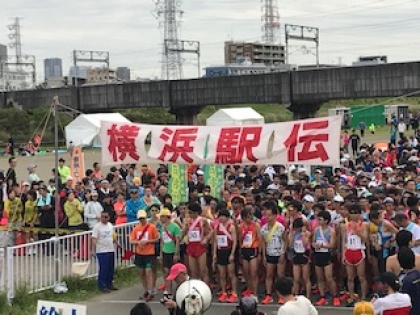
left=154, top=0, right=184, bottom=80
left=261, top=0, right=280, bottom=43
left=72, top=50, right=110, bottom=111
left=285, top=24, right=320, bottom=67
left=8, top=17, right=22, bottom=71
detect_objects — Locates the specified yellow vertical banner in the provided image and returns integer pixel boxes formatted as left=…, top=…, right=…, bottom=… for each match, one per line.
left=204, top=165, right=224, bottom=199
left=168, top=164, right=188, bottom=205
left=70, top=146, right=85, bottom=188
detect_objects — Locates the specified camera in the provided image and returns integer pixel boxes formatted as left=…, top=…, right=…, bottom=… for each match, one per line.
left=160, top=292, right=173, bottom=304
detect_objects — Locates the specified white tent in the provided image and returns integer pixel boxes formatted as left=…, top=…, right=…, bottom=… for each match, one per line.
left=206, top=107, right=265, bottom=126
left=65, top=113, right=131, bottom=148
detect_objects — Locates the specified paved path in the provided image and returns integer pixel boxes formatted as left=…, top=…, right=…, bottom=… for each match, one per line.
left=85, top=286, right=354, bottom=315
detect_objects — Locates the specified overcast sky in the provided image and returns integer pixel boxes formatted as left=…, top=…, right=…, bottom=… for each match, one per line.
left=1, top=0, right=419, bottom=81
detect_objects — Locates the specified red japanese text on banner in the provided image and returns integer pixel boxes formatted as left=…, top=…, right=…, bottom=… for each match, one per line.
left=206, top=125, right=272, bottom=164
left=100, top=121, right=151, bottom=165
left=147, top=125, right=207, bottom=164
left=100, top=116, right=342, bottom=166
left=265, top=116, right=342, bottom=166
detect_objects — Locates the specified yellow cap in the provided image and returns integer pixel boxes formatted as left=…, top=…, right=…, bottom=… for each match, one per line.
left=137, top=210, right=148, bottom=219
left=159, top=208, right=172, bottom=217
left=133, top=177, right=141, bottom=185
left=353, top=301, right=374, bottom=315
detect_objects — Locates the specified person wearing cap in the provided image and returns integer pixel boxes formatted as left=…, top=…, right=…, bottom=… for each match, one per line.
left=163, top=263, right=189, bottom=315
left=212, top=208, right=238, bottom=303
left=148, top=204, right=163, bottom=294
left=353, top=301, right=374, bottom=315
left=126, top=188, right=144, bottom=223
left=130, top=210, right=160, bottom=301
left=275, top=276, right=318, bottom=315
left=132, top=177, right=145, bottom=197
left=159, top=208, right=181, bottom=295
left=58, top=158, right=71, bottom=187
left=371, top=272, right=411, bottom=315
left=84, top=191, right=104, bottom=229
left=27, top=164, right=40, bottom=185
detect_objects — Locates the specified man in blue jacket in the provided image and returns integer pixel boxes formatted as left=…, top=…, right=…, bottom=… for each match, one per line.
left=126, top=188, right=144, bottom=223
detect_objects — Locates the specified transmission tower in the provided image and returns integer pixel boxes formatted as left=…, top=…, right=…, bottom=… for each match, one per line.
left=154, top=0, right=184, bottom=80
left=8, top=17, right=23, bottom=70
left=261, top=0, right=280, bottom=43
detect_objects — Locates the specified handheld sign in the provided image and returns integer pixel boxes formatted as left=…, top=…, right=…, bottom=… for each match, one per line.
left=37, top=300, right=87, bottom=315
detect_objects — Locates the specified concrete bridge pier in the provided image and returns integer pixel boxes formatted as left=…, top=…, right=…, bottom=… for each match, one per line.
left=288, top=102, right=323, bottom=120
left=170, top=107, right=203, bottom=125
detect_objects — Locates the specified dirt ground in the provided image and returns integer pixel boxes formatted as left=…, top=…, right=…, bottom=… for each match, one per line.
left=0, top=150, right=109, bottom=183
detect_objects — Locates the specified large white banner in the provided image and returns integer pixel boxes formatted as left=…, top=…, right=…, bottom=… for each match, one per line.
left=101, top=116, right=342, bottom=166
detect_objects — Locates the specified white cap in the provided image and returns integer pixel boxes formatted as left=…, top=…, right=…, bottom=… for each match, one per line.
left=66, top=176, right=73, bottom=181
left=384, top=167, right=394, bottom=173
left=298, top=167, right=306, bottom=173
left=196, top=169, right=204, bottom=176
left=314, top=169, right=323, bottom=174
left=333, top=195, right=344, bottom=203
left=302, top=195, right=314, bottom=203
left=368, top=181, right=377, bottom=188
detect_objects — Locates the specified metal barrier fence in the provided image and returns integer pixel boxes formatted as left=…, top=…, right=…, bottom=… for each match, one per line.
left=2, top=221, right=137, bottom=301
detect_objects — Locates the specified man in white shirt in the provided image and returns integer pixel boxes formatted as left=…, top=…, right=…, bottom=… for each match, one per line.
left=275, top=277, right=318, bottom=315
left=395, top=213, right=420, bottom=254
left=92, top=212, right=117, bottom=292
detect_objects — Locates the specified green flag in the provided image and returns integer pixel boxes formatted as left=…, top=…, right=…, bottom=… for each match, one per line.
left=168, top=164, right=188, bottom=205
left=203, top=165, right=224, bottom=199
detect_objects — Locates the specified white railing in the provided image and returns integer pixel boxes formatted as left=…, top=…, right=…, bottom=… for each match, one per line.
left=2, top=221, right=137, bottom=301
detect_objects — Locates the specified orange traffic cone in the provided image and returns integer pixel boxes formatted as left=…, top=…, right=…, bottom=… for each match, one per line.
left=16, top=231, right=26, bottom=256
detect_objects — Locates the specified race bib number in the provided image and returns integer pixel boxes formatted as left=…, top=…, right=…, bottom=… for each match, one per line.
left=163, top=232, right=172, bottom=243
left=217, top=235, right=228, bottom=247
left=294, top=240, right=305, bottom=253
left=315, top=239, right=328, bottom=252
left=347, top=235, right=362, bottom=250
left=137, top=231, right=149, bottom=241
left=188, top=230, right=201, bottom=242
left=243, top=232, right=253, bottom=247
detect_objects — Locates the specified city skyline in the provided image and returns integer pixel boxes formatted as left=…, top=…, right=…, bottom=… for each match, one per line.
left=1, top=0, right=419, bottom=81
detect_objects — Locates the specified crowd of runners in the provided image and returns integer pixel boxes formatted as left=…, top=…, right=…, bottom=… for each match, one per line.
left=1, top=114, right=420, bottom=314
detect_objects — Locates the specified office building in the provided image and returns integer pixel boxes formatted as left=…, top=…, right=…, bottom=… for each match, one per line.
left=116, top=67, right=131, bottom=81
left=44, top=58, right=63, bottom=79
left=224, top=41, right=286, bottom=68
left=0, top=68, right=31, bottom=91
left=87, top=67, right=116, bottom=83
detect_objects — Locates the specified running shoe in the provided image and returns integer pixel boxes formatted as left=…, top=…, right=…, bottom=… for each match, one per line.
left=333, top=297, right=341, bottom=307
left=227, top=293, right=238, bottom=303
left=315, top=297, right=328, bottom=306
left=158, top=284, right=166, bottom=291
left=218, top=292, right=228, bottom=303
left=278, top=297, right=285, bottom=304
left=261, top=295, right=273, bottom=305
